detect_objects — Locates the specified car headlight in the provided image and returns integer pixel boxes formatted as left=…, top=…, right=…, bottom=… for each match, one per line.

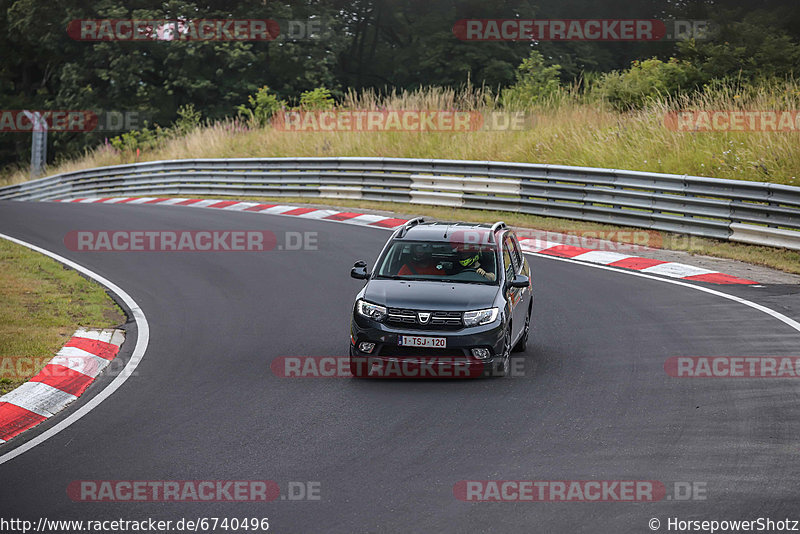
left=463, top=307, right=499, bottom=327
left=356, top=299, right=387, bottom=322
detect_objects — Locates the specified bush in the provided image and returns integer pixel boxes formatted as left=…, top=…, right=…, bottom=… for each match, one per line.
left=108, top=125, right=166, bottom=153
left=174, top=104, right=203, bottom=135
left=596, top=58, right=705, bottom=110
left=109, top=105, right=200, bottom=153
left=501, top=51, right=562, bottom=109
left=298, top=87, right=335, bottom=110
left=236, top=86, right=286, bottom=126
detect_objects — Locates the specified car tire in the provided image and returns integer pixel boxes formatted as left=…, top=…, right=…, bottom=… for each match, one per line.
left=490, top=326, right=512, bottom=378
left=512, top=307, right=531, bottom=353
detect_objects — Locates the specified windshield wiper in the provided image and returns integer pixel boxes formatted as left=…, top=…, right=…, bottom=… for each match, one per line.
left=437, top=279, right=492, bottom=285
left=376, top=274, right=419, bottom=281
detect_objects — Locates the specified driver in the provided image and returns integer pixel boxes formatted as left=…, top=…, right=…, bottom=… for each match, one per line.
left=457, top=249, right=496, bottom=281
left=398, top=244, right=440, bottom=275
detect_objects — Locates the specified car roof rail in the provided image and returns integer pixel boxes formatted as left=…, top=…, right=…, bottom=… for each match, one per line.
left=490, top=221, right=507, bottom=241
left=397, top=217, right=427, bottom=238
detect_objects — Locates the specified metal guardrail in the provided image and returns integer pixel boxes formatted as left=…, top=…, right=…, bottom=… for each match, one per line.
left=1, top=157, right=799, bottom=250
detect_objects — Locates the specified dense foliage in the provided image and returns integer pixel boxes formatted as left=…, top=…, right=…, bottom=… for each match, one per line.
left=1, top=0, right=798, bottom=172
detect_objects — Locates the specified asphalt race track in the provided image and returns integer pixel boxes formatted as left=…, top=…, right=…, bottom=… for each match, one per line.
left=1, top=200, right=800, bottom=533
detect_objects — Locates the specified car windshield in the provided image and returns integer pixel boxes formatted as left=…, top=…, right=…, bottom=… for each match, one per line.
left=375, top=240, right=499, bottom=285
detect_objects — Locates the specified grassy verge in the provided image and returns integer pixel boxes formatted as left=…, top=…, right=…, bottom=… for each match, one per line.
left=181, top=194, right=800, bottom=275
left=0, top=238, right=126, bottom=394
left=2, top=83, right=799, bottom=188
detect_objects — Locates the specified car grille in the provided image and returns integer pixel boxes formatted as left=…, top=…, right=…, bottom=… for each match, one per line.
left=386, top=308, right=463, bottom=330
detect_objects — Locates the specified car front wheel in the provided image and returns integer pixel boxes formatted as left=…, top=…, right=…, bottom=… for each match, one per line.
left=490, top=325, right=512, bottom=378
left=513, top=307, right=531, bottom=353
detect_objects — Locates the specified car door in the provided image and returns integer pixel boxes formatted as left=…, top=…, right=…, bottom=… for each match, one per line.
left=509, top=231, right=532, bottom=312
left=502, top=233, right=525, bottom=343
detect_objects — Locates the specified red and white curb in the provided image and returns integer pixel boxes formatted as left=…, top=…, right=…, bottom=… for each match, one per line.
left=54, top=197, right=408, bottom=229
left=0, top=328, right=125, bottom=444
left=516, top=239, right=756, bottom=285
left=51, top=196, right=756, bottom=285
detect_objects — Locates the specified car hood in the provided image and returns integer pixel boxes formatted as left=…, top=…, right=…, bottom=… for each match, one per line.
left=363, top=280, right=500, bottom=311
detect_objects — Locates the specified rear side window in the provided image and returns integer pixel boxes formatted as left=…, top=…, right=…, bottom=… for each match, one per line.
left=504, top=235, right=520, bottom=272
left=502, top=240, right=515, bottom=280
left=509, top=233, right=523, bottom=269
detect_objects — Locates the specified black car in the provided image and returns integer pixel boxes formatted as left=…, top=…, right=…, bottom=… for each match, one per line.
left=349, top=219, right=533, bottom=378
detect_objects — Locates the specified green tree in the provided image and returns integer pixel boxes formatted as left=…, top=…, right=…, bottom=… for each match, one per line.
left=236, top=86, right=286, bottom=126
left=501, top=50, right=562, bottom=108
left=677, top=9, right=800, bottom=81
left=298, top=87, right=335, bottom=110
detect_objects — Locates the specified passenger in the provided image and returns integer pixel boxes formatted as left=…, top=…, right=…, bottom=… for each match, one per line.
left=398, top=244, right=440, bottom=275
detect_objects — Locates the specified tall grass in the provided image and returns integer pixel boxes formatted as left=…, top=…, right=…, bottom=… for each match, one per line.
left=2, top=80, right=798, bottom=187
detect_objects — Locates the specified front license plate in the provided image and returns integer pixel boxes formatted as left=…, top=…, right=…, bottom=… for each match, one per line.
left=398, top=336, right=446, bottom=348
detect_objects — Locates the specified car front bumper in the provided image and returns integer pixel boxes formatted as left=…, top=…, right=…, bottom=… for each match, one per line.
left=350, top=314, right=506, bottom=377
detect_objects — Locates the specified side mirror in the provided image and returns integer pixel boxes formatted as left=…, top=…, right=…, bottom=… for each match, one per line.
left=351, top=260, right=369, bottom=280
left=507, top=274, right=529, bottom=289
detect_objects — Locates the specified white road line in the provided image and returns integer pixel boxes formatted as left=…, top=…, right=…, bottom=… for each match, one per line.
left=284, top=216, right=799, bottom=338
left=362, top=223, right=799, bottom=335
left=524, top=250, right=800, bottom=337
left=0, top=233, right=149, bottom=466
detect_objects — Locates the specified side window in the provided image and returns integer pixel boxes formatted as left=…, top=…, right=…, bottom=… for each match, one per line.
left=509, top=233, right=523, bottom=271
left=502, top=240, right=515, bottom=281
left=504, top=235, right=520, bottom=272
